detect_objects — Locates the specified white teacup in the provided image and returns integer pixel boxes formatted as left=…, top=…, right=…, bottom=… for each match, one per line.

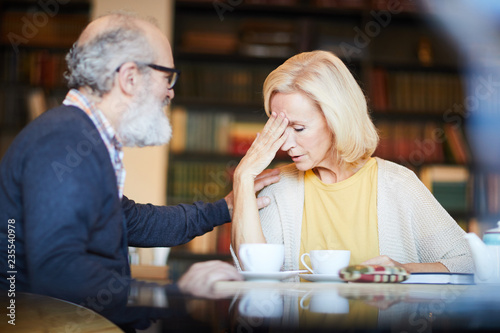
left=239, top=243, right=284, bottom=272
left=299, top=290, right=349, bottom=314
left=300, top=250, right=350, bottom=275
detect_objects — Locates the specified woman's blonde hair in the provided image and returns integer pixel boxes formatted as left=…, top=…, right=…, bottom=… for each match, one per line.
left=263, top=50, right=378, bottom=168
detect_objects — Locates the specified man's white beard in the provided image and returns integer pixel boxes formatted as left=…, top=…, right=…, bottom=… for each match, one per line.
left=118, top=85, right=172, bottom=147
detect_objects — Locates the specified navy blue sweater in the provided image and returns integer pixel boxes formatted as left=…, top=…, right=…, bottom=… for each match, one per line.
left=0, top=105, right=230, bottom=303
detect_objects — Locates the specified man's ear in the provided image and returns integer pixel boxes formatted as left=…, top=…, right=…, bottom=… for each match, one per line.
left=115, top=62, right=140, bottom=96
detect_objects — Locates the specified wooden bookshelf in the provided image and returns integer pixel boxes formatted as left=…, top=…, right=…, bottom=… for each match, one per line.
left=0, top=1, right=90, bottom=158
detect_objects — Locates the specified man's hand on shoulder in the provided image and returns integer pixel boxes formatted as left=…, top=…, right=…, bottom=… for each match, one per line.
left=225, top=168, right=280, bottom=218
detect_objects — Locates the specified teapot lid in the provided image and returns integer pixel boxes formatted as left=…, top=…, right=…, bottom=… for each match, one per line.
left=485, top=221, right=500, bottom=234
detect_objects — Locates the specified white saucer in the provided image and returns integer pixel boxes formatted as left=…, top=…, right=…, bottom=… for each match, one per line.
left=299, top=274, right=345, bottom=283
left=241, top=270, right=306, bottom=282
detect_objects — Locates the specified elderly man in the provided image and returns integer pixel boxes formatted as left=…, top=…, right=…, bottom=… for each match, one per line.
left=0, top=13, right=278, bottom=303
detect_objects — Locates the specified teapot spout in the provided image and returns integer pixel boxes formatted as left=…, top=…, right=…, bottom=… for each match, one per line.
left=464, top=233, right=493, bottom=281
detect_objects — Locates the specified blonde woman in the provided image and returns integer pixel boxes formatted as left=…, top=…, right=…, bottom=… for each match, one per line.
left=230, top=50, right=472, bottom=275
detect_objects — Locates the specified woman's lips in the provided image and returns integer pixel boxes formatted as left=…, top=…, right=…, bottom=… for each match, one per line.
left=291, top=155, right=303, bottom=162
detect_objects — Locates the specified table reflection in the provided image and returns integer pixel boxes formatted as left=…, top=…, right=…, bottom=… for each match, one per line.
left=219, top=282, right=500, bottom=333
left=37, top=280, right=500, bottom=333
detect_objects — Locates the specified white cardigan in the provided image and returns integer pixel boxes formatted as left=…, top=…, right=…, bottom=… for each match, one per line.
left=231, top=158, right=473, bottom=275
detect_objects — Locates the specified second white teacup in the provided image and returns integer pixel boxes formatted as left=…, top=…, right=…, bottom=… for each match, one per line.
left=300, top=250, right=350, bottom=275
left=239, top=243, right=284, bottom=272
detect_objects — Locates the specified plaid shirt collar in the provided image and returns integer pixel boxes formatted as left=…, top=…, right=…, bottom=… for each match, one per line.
left=63, top=89, right=126, bottom=199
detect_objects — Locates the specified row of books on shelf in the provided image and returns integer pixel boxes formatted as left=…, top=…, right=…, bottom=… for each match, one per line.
left=175, top=65, right=464, bottom=113
left=420, top=165, right=470, bottom=214
left=177, top=223, right=232, bottom=255
left=0, top=86, right=28, bottom=129
left=1, top=48, right=68, bottom=88
left=0, top=134, right=15, bottom=159
left=169, top=108, right=470, bottom=165
left=178, top=19, right=298, bottom=58
left=0, top=11, right=87, bottom=49
left=374, top=120, right=470, bottom=165
left=0, top=87, right=55, bottom=158
left=370, top=68, right=464, bottom=113
left=180, top=0, right=421, bottom=11
left=168, top=160, right=234, bottom=205
left=181, top=0, right=299, bottom=5
left=0, top=87, right=61, bottom=128
left=175, top=63, right=274, bottom=104
left=170, top=106, right=266, bottom=155
left=420, top=164, right=500, bottom=218
left=167, top=156, right=289, bottom=207
left=473, top=172, right=500, bottom=217
left=239, top=20, right=298, bottom=58
left=372, top=0, right=424, bottom=12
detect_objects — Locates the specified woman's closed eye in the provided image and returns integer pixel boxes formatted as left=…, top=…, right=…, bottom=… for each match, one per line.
left=294, top=127, right=304, bottom=132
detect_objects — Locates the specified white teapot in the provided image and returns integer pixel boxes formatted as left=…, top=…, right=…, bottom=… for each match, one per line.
left=464, top=221, right=500, bottom=283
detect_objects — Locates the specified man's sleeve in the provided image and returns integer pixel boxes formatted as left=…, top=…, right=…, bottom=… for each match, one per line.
left=123, top=197, right=231, bottom=247
left=22, top=131, right=130, bottom=304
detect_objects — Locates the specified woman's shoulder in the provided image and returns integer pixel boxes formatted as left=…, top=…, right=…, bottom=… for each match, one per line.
left=259, top=163, right=303, bottom=195
left=375, top=157, right=419, bottom=181
left=278, top=163, right=305, bottom=183
left=375, top=157, right=428, bottom=197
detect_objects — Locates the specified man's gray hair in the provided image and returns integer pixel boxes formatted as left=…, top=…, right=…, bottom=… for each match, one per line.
left=65, top=15, right=155, bottom=96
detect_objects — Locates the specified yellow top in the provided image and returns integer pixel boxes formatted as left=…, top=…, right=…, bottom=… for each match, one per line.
left=299, top=158, right=379, bottom=269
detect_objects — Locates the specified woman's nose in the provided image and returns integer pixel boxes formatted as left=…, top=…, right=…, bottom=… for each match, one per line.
left=280, top=132, right=295, bottom=152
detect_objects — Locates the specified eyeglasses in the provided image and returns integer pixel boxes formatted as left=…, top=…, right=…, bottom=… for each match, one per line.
left=146, top=64, right=180, bottom=90
left=116, top=63, right=181, bottom=90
